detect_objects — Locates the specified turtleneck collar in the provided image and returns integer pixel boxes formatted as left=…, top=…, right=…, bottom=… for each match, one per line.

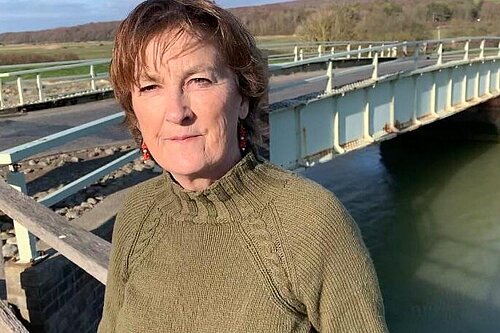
left=161, top=152, right=281, bottom=224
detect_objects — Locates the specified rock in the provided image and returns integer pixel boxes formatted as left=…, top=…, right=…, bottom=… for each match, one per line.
left=122, top=166, right=133, bottom=174
left=55, top=207, right=68, bottom=215
left=38, top=161, right=49, bottom=168
left=133, top=164, right=144, bottom=172
left=144, top=160, right=156, bottom=169
left=21, top=168, right=34, bottom=174
left=70, top=156, right=81, bottom=163
left=65, top=210, right=79, bottom=220
left=87, top=197, right=98, bottom=205
left=104, top=148, right=115, bottom=156
left=0, top=232, right=15, bottom=241
left=6, top=237, right=17, bottom=245
left=80, top=202, right=93, bottom=209
left=114, top=170, right=126, bottom=179
left=120, top=145, right=130, bottom=151
left=60, top=153, right=69, bottom=159
left=28, top=159, right=38, bottom=166
left=57, top=160, right=66, bottom=168
left=95, top=196, right=104, bottom=201
left=2, top=244, right=18, bottom=258
left=88, top=151, right=100, bottom=158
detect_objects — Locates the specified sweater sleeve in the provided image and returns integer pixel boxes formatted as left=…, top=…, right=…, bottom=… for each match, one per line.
left=278, top=178, right=388, bottom=333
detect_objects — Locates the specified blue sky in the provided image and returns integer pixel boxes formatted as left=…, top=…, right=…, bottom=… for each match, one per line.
left=0, top=0, right=292, bottom=33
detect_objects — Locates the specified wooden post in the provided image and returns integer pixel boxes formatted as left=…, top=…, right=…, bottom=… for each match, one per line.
left=346, top=44, right=351, bottom=59
left=357, top=45, right=362, bottom=59
left=6, top=167, right=37, bottom=263
left=368, top=45, right=372, bottom=58
left=479, top=39, right=485, bottom=59
left=0, top=301, right=29, bottom=333
left=317, top=45, right=322, bottom=57
left=294, top=45, right=298, bottom=62
left=464, top=40, right=470, bottom=61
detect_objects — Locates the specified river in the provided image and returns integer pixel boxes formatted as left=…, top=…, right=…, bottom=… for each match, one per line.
left=302, top=111, right=500, bottom=333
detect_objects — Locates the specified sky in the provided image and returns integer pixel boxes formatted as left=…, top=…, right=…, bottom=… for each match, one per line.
left=0, top=0, right=292, bottom=33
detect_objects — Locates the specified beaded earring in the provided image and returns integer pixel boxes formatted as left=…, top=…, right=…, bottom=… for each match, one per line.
left=141, top=141, right=151, bottom=160
left=238, top=121, right=248, bottom=153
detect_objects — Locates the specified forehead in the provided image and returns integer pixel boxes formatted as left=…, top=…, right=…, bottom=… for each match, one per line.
left=138, top=30, right=223, bottom=73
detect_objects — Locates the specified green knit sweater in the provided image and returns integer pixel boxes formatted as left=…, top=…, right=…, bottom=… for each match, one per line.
left=98, top=153, right=387, bottom=333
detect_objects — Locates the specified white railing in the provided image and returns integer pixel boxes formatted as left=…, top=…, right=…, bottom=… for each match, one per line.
left=0, top=112, right=138, bottom=262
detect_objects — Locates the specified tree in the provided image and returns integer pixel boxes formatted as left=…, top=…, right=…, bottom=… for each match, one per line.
left=295, top=4, right=360, bottom=41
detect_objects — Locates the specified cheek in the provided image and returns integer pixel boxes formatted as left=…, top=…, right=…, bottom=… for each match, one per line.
left=132, top=97, right=164, bottom=138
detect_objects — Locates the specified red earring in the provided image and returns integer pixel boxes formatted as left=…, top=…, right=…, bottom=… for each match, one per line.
left=141, top=141, right=150, bottom=160
left=238, top=122, right=248, bottom=153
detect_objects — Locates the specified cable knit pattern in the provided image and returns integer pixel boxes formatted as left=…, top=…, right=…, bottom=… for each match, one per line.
left=98, top=153, right=388, bottom=333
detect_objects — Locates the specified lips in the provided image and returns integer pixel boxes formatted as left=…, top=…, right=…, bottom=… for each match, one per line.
left=165, top=134, right=202, bottom=141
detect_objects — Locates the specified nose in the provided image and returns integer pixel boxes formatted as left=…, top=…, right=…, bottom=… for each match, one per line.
left=162, top=89, right=193, bottom=125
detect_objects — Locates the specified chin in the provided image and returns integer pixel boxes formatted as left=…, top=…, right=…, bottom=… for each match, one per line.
left=161, top=155, right=211, bottom=179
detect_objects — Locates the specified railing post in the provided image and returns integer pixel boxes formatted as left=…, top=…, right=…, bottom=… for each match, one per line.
left=437, top=42, right=443, bottom=66
left=464, top=40, right=470, bottom=61
left=402, top=41, right=408, bottom=56
left=498, top=41, right=500, bottom=57
left=36, top=74, right=44, bottom=102
left=372, top=52, right=379, bottom=80
left=380, top=44, right=385, bottom=57
left=326, top=60, right=334, bottom=93
left=346, top=44, right=351, bottom=59
left=6, top=165, right=37, bottom=262
left=357, top=45, right=362, bottom=59
left=90, top=64, right=96, bottom=91
left=391, top=47, right=397, bottom=57
left=294, top=45, right=298, bottom=62
left=0, top=78, right=4, bottom=109
left=16, top=76, right=24, bottom=106
left=299, top=49, right=304, bottom=61
left=331, top=46, right=335, bottom=55
left=414, top=43, right=420, bottom=70
left=318, top=45, right=323, bottom=58
left=368, top=45, right=373, bottom=58
left=479, top=39, right=485, bottom=59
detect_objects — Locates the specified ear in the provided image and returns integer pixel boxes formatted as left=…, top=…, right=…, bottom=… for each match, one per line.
left=238, top=97, right=249, bottom=120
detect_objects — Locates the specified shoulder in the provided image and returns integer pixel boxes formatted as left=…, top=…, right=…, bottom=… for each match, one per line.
left=111, top=174, right=165, bottom=252
left=116, top=174, right=165, bottom=223
left=260, top=161, right=354, bottom=232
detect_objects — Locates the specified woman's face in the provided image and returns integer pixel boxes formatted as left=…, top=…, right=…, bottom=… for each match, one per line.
left=132, top=31, right=248, bottom=191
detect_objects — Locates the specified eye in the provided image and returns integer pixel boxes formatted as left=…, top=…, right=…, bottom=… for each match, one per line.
left=138, top=84, right=159, bottom=93
left=186, top=77, right=212, bottom=88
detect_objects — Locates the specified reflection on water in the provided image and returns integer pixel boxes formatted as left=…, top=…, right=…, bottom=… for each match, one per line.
left=302, top=114, right=500, bottom=332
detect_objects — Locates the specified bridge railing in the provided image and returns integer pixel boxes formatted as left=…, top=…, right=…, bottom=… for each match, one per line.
left=0, top=112, right=138, bottom=263
left=0, top=59, right=111, bottom=109
left=269, top=36, right=500, bottom=93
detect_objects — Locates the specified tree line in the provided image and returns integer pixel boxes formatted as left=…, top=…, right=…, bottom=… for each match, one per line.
left=0, top=0, right=498, bottom=45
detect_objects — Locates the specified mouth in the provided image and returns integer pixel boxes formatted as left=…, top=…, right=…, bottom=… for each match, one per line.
left=165, top=134, right=202, bottom=141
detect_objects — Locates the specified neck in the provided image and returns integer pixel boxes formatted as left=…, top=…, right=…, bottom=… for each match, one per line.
left=171, top=150, right=243, bottom=192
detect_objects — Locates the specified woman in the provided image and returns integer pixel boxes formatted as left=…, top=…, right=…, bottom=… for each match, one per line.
left=99, top=1, right=388, bottom=332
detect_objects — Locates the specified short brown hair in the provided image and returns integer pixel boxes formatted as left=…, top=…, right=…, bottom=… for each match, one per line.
left=111, top=0, right=268, bottom=145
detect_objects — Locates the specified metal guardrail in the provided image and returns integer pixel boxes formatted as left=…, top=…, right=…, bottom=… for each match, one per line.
left=0, top=112, right=138, bottom=263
